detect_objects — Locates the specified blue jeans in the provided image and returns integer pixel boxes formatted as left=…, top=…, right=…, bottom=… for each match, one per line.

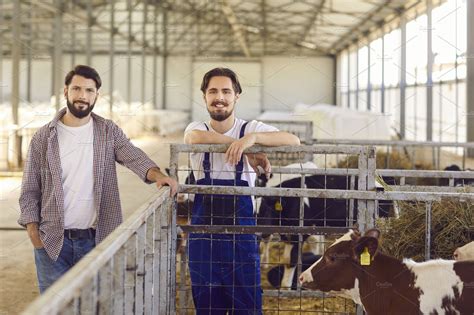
left=34, top=237, right=95, bottom=293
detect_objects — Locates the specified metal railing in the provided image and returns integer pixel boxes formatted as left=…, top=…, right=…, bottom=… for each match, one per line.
left=21, top=144, right=474, bottom=314
left=259, top=120, right=314, bottom=164
left=22, top=189, right=176, bottom=315
left=315, top=139, right=474, bottom=170
left=170, top=144, right=474, bottom=314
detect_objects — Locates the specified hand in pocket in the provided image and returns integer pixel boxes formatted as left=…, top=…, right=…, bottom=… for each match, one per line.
left=27, top=223, right=44, bottom=249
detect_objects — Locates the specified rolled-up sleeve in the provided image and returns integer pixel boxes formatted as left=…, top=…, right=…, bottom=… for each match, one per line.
left=112, top=123, right=158, bottom=184
left=18, top=136, right=42, bottom=227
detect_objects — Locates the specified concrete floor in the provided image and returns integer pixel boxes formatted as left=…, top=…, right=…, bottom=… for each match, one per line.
left=0, top=132, right=184, bottom=315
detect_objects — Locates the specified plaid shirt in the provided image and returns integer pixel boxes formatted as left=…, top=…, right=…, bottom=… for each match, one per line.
left=19, top=108, right=158, bottom=261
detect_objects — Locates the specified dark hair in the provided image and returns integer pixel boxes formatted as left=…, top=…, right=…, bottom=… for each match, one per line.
left=65, top=65, right=102, bottom=89
left=200, top=67, right=242, bottom=94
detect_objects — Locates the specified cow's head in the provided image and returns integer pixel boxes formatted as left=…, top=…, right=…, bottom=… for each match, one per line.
left=299, top=228, right=381, bottom=293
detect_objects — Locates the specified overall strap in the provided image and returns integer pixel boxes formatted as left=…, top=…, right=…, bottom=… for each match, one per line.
left=235, top=121, right=249, bottom=181
left=202, top=123, right=211, bottom=180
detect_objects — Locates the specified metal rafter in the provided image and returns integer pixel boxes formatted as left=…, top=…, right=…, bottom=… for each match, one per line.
left=299, top=0, right=326, bottom=44
left=0, top=0, right=435, bottom=57
left=221, top=0, right=251, bottom=58
left=25, top=0, right=154, bottom=53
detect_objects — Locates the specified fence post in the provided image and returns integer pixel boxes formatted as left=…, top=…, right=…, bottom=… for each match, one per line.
left=366, top=146, right=376, bottom=228
left=135, top=223, right=146, bottom=314
left=425, top=202, right=432, bottom=260
left=159, top=199, right=170, bottom=313
left=144, top=213, right=155, bottom=315
left=153, top=203, right=162, bottom=313
left=98, top=260, right=113, bottom=314
left=124, top=233, right=137, bottom=314
left=112, top=247, right=125, bottom=315
left=168, top=197, right=178, bottom=314
left=357, top=148, right=368, bottom=232
left=357, top=146, right=376, bottom=232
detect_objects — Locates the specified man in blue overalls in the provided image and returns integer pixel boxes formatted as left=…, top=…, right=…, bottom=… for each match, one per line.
left=184, top=67, right=300, bottom=314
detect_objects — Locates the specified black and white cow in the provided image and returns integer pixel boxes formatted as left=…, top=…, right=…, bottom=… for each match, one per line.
left=256, top=172, right=396, bottom=289
left=441, top=164, right=474, bottom=187
left=267, top=252, right=321, bottom=290
left=266, top=234, right=324, bottom=290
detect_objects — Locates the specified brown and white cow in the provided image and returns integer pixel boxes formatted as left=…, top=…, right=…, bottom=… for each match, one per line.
left=299, top=229, right=474, bottom=315
left=454, top=241, right=474, bottom=261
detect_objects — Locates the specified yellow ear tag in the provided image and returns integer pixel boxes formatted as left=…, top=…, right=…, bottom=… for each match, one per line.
left=360, top=247, right=371, bottom=266
left=275, top=201, right=283, bottom=212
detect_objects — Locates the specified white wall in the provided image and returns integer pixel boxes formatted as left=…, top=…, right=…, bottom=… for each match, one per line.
left=261, top=56, right=334, bottom=111
left=164, top=56, right=192, bottom=111
left=2, top=55, right=335, bottom=117
left=1, top=58, right=56, bottom=103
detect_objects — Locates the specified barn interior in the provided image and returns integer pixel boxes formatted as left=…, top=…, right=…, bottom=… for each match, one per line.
left=1, top=0, right=473, bottom=314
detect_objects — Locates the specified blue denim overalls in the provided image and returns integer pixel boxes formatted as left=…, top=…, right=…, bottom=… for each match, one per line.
left=188, top=122, right=262, bottom=315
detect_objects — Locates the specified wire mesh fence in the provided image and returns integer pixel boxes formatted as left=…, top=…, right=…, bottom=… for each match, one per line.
left=21, top=143, right=473, bottom=314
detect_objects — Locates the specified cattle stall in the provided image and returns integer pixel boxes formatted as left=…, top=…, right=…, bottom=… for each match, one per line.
left=170, top=144, right=473, bottom=314
left=20, top=144, right=473, bottom=314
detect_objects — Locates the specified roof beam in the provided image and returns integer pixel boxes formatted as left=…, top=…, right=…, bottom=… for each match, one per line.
left=300, top=0, right=326, bottom=44
left=221, top=0, right=251, bottom=57
left=25, top=0, right=154, bottom=53
left=329, top=0, right=393, bottom=52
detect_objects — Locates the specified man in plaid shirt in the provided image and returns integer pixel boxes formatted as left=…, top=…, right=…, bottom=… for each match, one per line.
left=18, top=65, right=177, bottom=293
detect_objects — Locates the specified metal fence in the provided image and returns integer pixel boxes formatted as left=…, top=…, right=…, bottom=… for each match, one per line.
left=256, top=119, right=474, bottom=169
left=259, top=120, right=313, bottom=165
left=315, top=139, right=474, bottom=170
left=170, top=144, right=474, bottom=314
left=21, top=144, right=474, bottom=314
left=22, top=189, right=177, bottom=315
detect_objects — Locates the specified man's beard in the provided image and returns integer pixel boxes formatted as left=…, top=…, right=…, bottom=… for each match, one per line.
left=66, top=99, right=95, bottom=119
left=208, top=100, right=234, bottom=122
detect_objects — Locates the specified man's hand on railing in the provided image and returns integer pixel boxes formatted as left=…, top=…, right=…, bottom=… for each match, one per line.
left=147, top=167, right=178, bottom=197
left=246, top=152, right=271, bottom=179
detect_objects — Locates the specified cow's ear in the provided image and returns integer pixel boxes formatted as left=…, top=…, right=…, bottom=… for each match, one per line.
left=354, top=236, right=379, bottom=259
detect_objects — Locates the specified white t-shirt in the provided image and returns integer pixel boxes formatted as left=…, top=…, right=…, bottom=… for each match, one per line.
left=184, top=118, right=279, bottom=187
left=57, top=119, right=96, bottom=229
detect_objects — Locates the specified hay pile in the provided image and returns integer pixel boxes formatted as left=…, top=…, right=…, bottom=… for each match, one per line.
left=336, top=150, right=432, bottom=170
left=377, top=200, right=473, bottom=261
